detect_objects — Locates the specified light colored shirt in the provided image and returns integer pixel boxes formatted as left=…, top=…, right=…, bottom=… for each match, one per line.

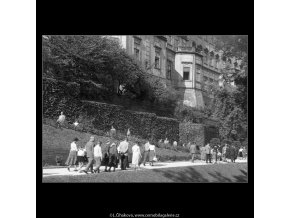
left=94, top=145, right=102, bottom=157
left=77, top=149, right=85, bottom=156
left=164, top=139, right=169, bottom=144
left=119, top=140, right=129, bottom=153
left=173, top=141, right=177, bottom=146
left=132, top=144, right=141, bottom=154
left=57, top=115, right=65, bottom=123
left=149, top=144, right=155, bottom=151
left=70, top=142, right=77, bottom=151
left=205, top=144, right=211, bottom=154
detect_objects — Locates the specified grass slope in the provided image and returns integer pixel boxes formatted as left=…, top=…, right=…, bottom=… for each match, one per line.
left=42, top=124, right=191, bottom=166
left=43, top=163, right=247, bottom=183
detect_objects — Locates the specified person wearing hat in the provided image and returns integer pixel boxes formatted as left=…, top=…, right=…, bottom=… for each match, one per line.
left=83, top=136, right=95, bottom=174
left=119, top=137, right=129, bottom=170
left=65, top=137, right=79, bottom=171
left=107, top=142, right=118, bottom=172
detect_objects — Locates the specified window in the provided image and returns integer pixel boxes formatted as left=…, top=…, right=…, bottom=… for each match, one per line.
left=145, top=60, right=149, bottom=69
left=203, top=76, right=208, bottom=82
left=183, top=67, right=190, bottom=80
left=203, top=55, right=208, bottom=65
left=134, top=38, right=141, bottom=61
left=155, top=48, right=161, bottom=69
left=166, top=60, right=173, bottom=80
left=167, top=35, right=173, bottom=45
left=196, top=66, right=201, bottom=74
left=134, top=47, right=140, bottom=60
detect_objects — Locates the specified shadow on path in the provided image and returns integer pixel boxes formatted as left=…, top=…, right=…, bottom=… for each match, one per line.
left=152, top=164, right=248, bottom=183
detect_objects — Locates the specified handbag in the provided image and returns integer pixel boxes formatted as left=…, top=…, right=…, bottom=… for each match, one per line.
left=152, top=156, right=157, bottom=162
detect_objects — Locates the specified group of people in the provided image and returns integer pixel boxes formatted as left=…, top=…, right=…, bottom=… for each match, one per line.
left=188, top=142, right=247, bottom=164
left=65, top=135, right=158, bottom=174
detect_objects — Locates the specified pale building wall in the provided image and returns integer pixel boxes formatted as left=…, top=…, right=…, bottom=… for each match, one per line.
left=174, top=53, right=195, bottom=88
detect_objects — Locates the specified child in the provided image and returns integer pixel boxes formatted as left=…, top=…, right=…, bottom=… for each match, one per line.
left=65, top=137, right=79, bottom=171
left=77, top=145, right=86, bottom=171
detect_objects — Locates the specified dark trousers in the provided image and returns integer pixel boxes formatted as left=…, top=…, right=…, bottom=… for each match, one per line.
left=84, top=158, right=94, bottom=172
left=206, top=154, right=212, bottom=163
left=143, top=151, right=149, bottom=165
left=120, top=154, right=128, bottom=170
left=126, top=154, right=130, bottom=168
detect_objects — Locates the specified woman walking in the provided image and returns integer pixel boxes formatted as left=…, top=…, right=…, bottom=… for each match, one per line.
left=76, top=145, right=86, bottom=171
left=132, top=143, right=142, bottom=171
left=148, top=142, right=156, bottom=166
left=108, top=142, right=118, bottom=172
left=93, top=141, right=102, bottom=173
left=65, top=137, right=79, bottom=171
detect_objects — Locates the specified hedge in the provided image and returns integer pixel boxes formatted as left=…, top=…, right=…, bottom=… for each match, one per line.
left=179, top=122, right=205, bottom=147
left=43, top=77, right=179, bottom=142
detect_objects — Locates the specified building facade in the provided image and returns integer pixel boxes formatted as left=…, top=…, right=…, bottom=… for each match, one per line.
left=108, top=35, right=242, bottom=109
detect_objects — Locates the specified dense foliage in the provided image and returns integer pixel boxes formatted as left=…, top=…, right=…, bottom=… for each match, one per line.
left=43, top=78, right=179, bottom=142
left=207, top=35, right=248, bottom=143
left=42, top=35, right=178, bottom=108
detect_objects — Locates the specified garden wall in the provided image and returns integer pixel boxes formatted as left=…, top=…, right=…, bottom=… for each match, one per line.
left=43, top=78, right=179, bottom=142
left=179, top=122, right=219, bottom=146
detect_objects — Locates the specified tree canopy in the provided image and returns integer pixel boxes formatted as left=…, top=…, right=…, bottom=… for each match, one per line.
left=207, top=35, right=248, bottom=142
left=42, top=35, right=178, bottom=107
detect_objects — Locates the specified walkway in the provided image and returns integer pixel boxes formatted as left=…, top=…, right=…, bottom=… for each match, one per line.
left=43, top=159, right=247, bottom=177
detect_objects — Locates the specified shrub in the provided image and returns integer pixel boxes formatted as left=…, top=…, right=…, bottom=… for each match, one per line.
left=179, top=122, right=205, bottom=147
left=210, top=138, right=220, bottom=147
left=176, top=146, right=190, bottom=153
left=55, top=155, right=63, bottom=165
left=43, top=78, right=180, bottom=142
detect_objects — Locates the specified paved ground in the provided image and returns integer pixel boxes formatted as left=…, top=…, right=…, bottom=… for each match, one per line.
left=43, top=158, right=247, bottom=177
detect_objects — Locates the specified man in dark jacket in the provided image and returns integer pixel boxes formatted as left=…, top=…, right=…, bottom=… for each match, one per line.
left=102, top=140, right=110, bottom=172
left=190, top=142, right=197, bottom=163
left=229, top=145, right=237, bottom=163
left=83, top=136, right=95, bottom=174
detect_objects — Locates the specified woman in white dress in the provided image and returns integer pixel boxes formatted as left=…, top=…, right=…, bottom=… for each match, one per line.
left=132, top=143, right=142, bottom=171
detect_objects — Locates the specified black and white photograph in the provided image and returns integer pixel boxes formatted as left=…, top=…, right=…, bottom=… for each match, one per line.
left=42, top=35, right=248, bottom=183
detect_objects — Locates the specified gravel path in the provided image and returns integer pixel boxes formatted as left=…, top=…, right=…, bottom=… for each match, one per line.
left=43, top=159, right=247, bottom=177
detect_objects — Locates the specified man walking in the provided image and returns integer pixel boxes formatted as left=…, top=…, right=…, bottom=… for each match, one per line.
left=102, top=140, right=110, bottom=172
left=119, top=137, right=129, bottom=170
left=190, top=142, right=197, bottom=163
left=56, top=111, right=65, bottom=129
left=230, top=145, right=237, bottom=163
left=205, top=143, right=212, bottom=163
left=222, top=144, right=228, bottom=162
left=108, top=142, right=118, bottom=172
left=143, top=140, right=150, bottom=166
left=83, top=136, right=95, bottom=174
